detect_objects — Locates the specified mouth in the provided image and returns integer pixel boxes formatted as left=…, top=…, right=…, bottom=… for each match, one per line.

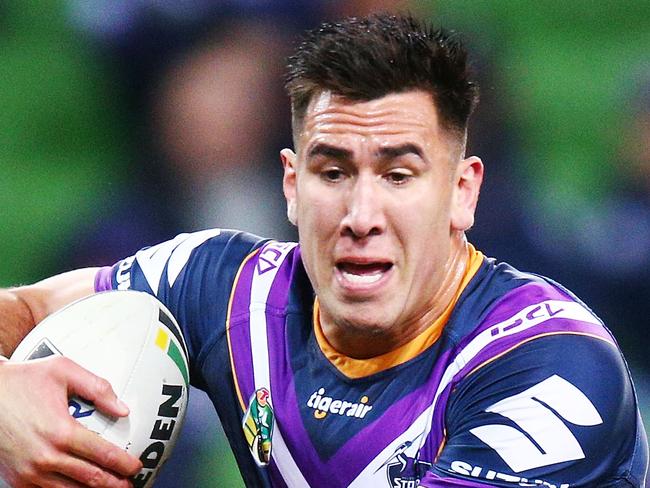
left=335, top=261, right=393, bottom=286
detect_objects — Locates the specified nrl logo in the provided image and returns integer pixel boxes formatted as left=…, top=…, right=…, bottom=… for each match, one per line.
left=242, top=387, right=275, bottom=466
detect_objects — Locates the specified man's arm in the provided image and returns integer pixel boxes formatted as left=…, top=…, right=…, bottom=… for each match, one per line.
left=0, top=268, right=98, bottom=357
left=0, top=291, right=35, bottom=359
left=0, top=268, right=142, bottom=487
left=425, top=333, right=648, bottom=487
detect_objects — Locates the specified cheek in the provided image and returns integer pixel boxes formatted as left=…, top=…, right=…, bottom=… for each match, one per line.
left=392, top=196, right=451, bottom=266
left=297, top=198, right=340, bottom=293
left=298, top=186, right=342, bottom=234
left=393, top=193, right=448, bottom=233
left=297, top=191, right=341, bottom=263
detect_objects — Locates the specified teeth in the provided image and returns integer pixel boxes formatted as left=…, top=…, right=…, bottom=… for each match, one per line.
left=341, top=270, right=383, bottom=284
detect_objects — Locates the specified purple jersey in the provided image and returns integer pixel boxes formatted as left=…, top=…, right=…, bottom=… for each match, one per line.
left=96, top=230, right=648, bottom=487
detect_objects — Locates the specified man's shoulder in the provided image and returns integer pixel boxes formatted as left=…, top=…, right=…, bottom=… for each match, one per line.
left=435, top=253, right=647, bottom=487
left=436, top=327, right=647, bottom=486
left=104, top=229, right=272, bottom=294
left=448, top=254, right=608, bottom=347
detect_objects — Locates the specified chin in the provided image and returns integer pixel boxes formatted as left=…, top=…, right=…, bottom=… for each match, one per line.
left=336, top=307, right=394, bottom=336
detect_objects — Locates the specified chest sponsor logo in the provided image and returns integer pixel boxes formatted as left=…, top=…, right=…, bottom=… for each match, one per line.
left=307, top=387, right=373, bottom=419
left=243, top=387, right=275, bottom=467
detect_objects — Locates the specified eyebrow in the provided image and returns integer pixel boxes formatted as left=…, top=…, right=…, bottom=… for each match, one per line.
left=307, top=143, right=353, bottom=161
left=307, top=143, right=424, bottom=161
left=377, top=143, right=424, bottom=160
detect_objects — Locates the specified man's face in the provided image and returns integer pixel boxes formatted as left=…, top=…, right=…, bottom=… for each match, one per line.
left=282, top=90, right=481, bottom=350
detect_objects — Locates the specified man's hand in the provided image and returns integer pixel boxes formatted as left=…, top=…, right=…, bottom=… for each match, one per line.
left=0, top=356, right=142, bottom=487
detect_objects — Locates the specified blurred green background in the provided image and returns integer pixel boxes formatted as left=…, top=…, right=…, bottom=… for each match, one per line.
left=1, top=1, right=648, bottom=486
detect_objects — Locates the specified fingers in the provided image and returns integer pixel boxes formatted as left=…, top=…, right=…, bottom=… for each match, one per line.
left=0, top=357, right=140, bottom=487
left=49, top=455, right=135, bottom=488
left=29, top=473, right=87, bottom=488
left=49, top=357, right=142, bottom=482
left=67, top=425, right=142, bottom=478
left=7, top=445, right=135, bottom=488
left=57, top=358, right=129, bottom=418
left=25, top=469, right=131, bottom=488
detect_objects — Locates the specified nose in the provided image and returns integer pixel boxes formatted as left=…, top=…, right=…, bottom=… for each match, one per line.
left=340, top=174, right=386, bottom=238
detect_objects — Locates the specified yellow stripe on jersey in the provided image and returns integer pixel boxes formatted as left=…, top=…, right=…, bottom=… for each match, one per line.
left=226, top=247, right=261, bottom=413
left=314, top=243, right=485, bottom=379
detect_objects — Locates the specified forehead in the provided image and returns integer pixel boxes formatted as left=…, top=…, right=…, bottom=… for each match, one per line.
left=297, top=90, right=447, bottom=155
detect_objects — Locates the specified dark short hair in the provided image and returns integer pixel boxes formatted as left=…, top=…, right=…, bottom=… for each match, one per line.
left=285, top=13, right=479, bottom=142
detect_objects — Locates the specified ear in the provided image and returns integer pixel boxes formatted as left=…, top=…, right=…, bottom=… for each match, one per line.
left=280, top=148, right=298, bottom=226
left=450, top=156, right=484, bottom=232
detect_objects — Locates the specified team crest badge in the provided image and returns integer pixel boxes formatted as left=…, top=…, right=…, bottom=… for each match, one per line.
left=386, top=453, right=431, bottom=488
left=376, top=436, right=431, bottom=488
left=242, top=387, right=275, bottom=466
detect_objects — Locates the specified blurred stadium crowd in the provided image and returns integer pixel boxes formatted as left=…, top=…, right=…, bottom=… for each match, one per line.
left=1, top=0, right=648, bottom=486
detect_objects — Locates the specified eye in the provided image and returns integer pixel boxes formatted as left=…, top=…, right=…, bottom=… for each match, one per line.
left=384, top=170, right=413, bottom=185
left=321, top=167, right=345, bottom=183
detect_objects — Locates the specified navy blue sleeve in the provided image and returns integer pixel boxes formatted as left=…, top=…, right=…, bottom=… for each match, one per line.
left=102, top=229, right=280, bottom=487
left=431, top=334, right=648, bottom=487
left=104, top=229, right=267, bottom=390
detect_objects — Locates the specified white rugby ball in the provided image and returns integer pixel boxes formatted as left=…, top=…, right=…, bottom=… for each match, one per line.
left=10, top=290, right=189, bottom=488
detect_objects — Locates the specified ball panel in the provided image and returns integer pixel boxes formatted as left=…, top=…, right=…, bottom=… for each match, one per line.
left=10, top=290, right=189, bottom=488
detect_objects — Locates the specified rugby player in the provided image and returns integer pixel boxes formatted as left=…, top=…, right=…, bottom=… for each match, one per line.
left=0, top=13, right=647, bottom=488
